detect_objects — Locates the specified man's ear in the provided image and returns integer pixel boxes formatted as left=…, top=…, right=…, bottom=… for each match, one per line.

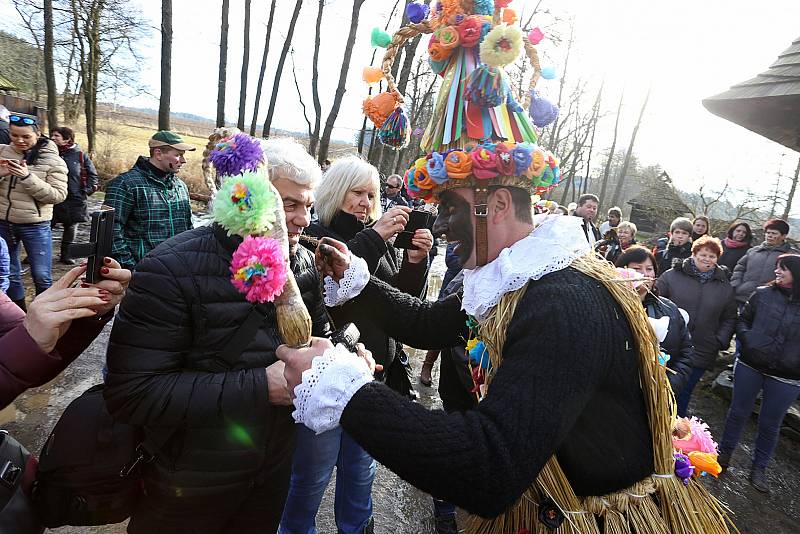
left=490, top=188, right=514, bottom=223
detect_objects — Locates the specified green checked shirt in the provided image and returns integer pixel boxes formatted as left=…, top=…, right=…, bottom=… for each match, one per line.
left=105, top=156, right=193, bottom=270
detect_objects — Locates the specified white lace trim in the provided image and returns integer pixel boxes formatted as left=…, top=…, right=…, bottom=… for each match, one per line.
left=323, top=254, right=369, bottom=307
left=462, top=214, right=591, bottom=321
left=291, top=344, right=373, bottom=434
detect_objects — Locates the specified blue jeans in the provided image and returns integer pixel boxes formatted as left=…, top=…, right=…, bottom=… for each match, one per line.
left=279, top=425, right=376, bottom=534
left=719, top=363, right=800, bottom=469
left=0, top=221, right=53, bottom=301
left=676, top=366, right=706, bottom=417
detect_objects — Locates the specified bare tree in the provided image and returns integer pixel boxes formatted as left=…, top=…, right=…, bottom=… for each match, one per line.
left=609, top=89, right=650, bottom=209
left=307, top=0, right=325, bottom=156
left=249, top=0, right=276, bottom=136
left=237, top=0, right=251, bottom=130
left=44, top=0, right=58, bottom=128
left=158, top=0, right=172, bottom=130
left=290, top=47, right=312, bottom=139
left=317, top=0, right=367, bottom=163
left=598, top=91, right=624, bottom=208
left=262, top=0, right=303, bottom=138
left=12, top=0, right=44, bottom=101
left=782, top=156, right=800, bottom=221
left=216, top=0, right=230, bottom=127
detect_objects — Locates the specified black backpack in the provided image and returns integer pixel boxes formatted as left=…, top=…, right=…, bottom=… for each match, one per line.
left=32, top=304, right=271, bottom=527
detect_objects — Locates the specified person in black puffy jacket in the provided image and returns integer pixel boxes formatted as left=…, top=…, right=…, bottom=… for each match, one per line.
left=655, top=217, right=693, bottom=276
left=615, top=245, right=694, bottom=394
left=104, top=140, right=329, bottom=534
left=718, top=254, right=800, bottom=493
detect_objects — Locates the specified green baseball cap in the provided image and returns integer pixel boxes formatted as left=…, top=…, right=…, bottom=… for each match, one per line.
left=148, top=130, right=196, bottom=151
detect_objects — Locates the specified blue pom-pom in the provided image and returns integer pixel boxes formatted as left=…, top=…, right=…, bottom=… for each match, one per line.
left=541, top=66, right=557, bottom=80
left=528, top=90, right=559, bottom=127
left=405, top=2, right=429, bottom=24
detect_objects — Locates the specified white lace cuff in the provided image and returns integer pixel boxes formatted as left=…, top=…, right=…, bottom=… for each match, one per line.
left=323, top=254, right=369, bottom=306
left=291, top=344, right=373, bottom=434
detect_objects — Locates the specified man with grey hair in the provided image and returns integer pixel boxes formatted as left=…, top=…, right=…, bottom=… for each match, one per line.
left=104, top=137, right=330, bottom=533
left=380, top=173, right=409, bottom=212
left=0, top=105, right=10, bottom=145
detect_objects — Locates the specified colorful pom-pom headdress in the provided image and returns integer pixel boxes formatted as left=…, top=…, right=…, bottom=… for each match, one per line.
left=372, top=0, right=562, bottom=267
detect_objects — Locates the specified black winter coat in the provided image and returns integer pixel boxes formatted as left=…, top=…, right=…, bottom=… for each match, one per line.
left=718, top=242, right=751, bottom=277
left=642, top=293, right=694, bottom=393
left=738, top=285, right=800, bottom=380
left=340, top=267, right=654, bottom=517
left=656, top=258, right=737, bottom=369
left=52, top=144, right=98, bottom=225
left=655, top=241, right=692, bottom=276
left=104, top=223, right=330, bottom=495
left=304, top=211, right=428, bottom=376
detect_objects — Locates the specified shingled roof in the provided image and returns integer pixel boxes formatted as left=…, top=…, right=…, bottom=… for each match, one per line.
left=703, top=36, right=800, bottom=152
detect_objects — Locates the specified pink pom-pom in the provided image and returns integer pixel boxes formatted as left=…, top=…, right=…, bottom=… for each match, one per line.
left=672, top=416, right=718, bottom=454
left=528, top=27, right=545, bottom=45
left=230, top=236, right=287, bottom=303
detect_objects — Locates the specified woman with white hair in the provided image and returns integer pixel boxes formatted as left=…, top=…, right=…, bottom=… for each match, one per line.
left=281, top=156, right=433, bottom=534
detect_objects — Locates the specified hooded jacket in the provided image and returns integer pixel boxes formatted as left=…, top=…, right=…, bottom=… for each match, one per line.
left=730, top=241, right=798, bottom=303
left=656, top=258, right=737, bottom=369
left=655, top=241, right=692, bottom=277
left=52, top=143, right=99, bottom=225
left=0, top=140, right=68, bottom=224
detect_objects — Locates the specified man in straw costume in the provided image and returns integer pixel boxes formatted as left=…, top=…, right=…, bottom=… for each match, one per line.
left=277, top=1, right=735, bottom=532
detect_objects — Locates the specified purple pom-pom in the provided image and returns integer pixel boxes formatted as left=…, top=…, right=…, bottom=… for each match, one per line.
left=209, top=133, right=264, bottom=178
left=529, top=91, right=559, bottom=127
left=405, top=2, right=429, bottom=24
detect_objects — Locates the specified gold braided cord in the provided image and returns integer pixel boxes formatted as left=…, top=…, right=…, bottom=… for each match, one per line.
left=522, top=36, right=542, bottom=109
left=380, top=22, right=433, bottom=103
left=466, top=253, right=737, bottom=533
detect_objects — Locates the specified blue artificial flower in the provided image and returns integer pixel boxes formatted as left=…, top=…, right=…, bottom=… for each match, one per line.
left=474, top=0, right=495, bottom=16
left=512, top=144, right=533, bottom=175
left=427, top=152, right=449, bottom=184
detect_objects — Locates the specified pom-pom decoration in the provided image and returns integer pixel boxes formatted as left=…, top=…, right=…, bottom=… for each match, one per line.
left=230, top=236, right=288, bottom=303
left=209, top=133, right=264, bottom=178
left=377, top=107, right=410, bottom=149
left=465, top=65, right=509, bottom=108
left=362, top=91, right=400, bottom=128
left=529, top=90, right=560, bottom=127
left=371, top=27, right=392, bottom=48
left=541, top=66, right=557, bottom=80
left=412, top=127, right=424, bottom=138
left=502, top=8, right=518, bottom=25
left=405, top=1, right=429, bottom=24
left=672, top=416, right=719, bottom=455
left=479, top=25, right=523, bottom=68
left=674, top=453, right=694, bottom=486
left=362, top=66, right=384, bottom=84
left=528, top=27, right=545, bottom=45
left=213, top=171, right=278, bottom=237
left=473, top=0, right=495, bottom=16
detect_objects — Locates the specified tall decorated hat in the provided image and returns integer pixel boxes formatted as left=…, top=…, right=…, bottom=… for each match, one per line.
left=369, top=0, right=562, bottom=265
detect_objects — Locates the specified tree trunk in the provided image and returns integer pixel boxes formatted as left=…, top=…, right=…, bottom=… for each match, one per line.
left=581, top=83, right=603, bottom=196
left=782, top=156, right=800, bottom=221
left=216, top=0, right=230, bottom=127
left=598, top=91, right=624, bottom=208
left=82, top=0, right=106, bottom=155
left=610, top=89, right=650, bottom=209
left=237, top=0, right=251, bottom=130
left=158, top=0, right=173, bottom=131
left=249, top=0, right=277, bottom=136
left=317, top=0, right=368, bottom=163
left=307, top=0, right=325, bottom=156
left=262, top=0, right=303, bottom=138
left=43, top=0, right=58, bottom=130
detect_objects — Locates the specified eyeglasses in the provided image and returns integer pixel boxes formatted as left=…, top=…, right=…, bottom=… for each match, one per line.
left=9, top=115, right=37, bottom=126
left=386, top=184, right=400, bottom=190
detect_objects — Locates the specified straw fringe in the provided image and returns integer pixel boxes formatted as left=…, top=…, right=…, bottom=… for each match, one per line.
left=466, top=253, right=737, bottom=533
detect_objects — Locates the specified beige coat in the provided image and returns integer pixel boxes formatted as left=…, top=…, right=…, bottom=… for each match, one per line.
left=0, top=140, right=68, bottom=224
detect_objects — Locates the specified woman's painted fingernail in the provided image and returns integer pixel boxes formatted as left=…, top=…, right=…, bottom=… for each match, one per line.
left=104, top=257, right=112, bottom=264
left=101, top=267, right=109, bottom=274
left=80, top=283, right=90, bottom=288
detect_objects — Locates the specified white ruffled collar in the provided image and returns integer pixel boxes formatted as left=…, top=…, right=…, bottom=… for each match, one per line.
left=462, top=215, right=591, bottom=321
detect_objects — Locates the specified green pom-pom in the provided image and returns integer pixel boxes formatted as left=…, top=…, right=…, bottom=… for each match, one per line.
left=214, top=171, right=278, bottom=237
left=371, top=27, right=392, bottom=48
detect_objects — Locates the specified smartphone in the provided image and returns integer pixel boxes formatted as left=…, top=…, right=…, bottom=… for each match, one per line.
left=67, top=206, right=116, bottom=283
left=393, top=209, right=434, bottom=249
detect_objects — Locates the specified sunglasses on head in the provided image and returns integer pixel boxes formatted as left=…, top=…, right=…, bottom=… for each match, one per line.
left=387, top=184, right=400, bottom=189
left=10, top=115, right=38, bottom=126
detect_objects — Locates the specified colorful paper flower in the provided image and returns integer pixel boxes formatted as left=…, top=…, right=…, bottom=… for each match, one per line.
left=214, top=171, right=278, bottom=237
left=436, top=26, right=461, bottom=49
left=458, top=16, right=483, bottom=48
left=230, top=236, right=287, bottom=303
left=363, top=91, right=400, bottom=128
left=480, top=25, right=523, bottom=68
left=362, top=66, right=384, bottom=84
left=474, top=0, right=495, bottom=16
left=471, top=147, right=499, bottom=179
left=209, top=133, right=264, bottom=178
left=502, top=8, right=518, bottom=25
left=511, top=144, right=533, bottom=176
left=494, top=143, right=515, bottom=175
left=528, top=27, right=545, bottom=45
left=527, top=147, right=547, bottom=178
left=428, top=35, right=452, bottom=62
left=445, top=150, right=473, bottom=179
left=426, top=152, right=449, bottom=184
left=371, top=27, right=392, bottom=48
left=405, top=1, right=429, bottom=24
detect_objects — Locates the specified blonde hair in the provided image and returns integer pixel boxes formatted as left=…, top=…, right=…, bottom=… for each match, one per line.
left=315, top=156, right=382, bottom=227
left=617, top=220, right=637, bottom=236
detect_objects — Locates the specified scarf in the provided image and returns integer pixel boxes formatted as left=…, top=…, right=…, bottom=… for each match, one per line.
left=689, top=258, right=716, bottom=284
left=723, top=237, right=748, bottom=249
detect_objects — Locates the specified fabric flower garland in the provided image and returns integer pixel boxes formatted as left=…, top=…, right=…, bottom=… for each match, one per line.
left=214, top=171, right=278, bottom=237
left=230, top=235, right=287, bottom=303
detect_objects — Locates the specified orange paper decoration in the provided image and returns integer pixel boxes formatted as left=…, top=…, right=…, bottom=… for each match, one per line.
left=362, top=66, right=384, bottom=84
left=362, top=92, right=400, bottom=128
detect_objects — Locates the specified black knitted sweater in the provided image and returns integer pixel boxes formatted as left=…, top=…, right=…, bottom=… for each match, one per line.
left=340, top=267, right=654, bottom=518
